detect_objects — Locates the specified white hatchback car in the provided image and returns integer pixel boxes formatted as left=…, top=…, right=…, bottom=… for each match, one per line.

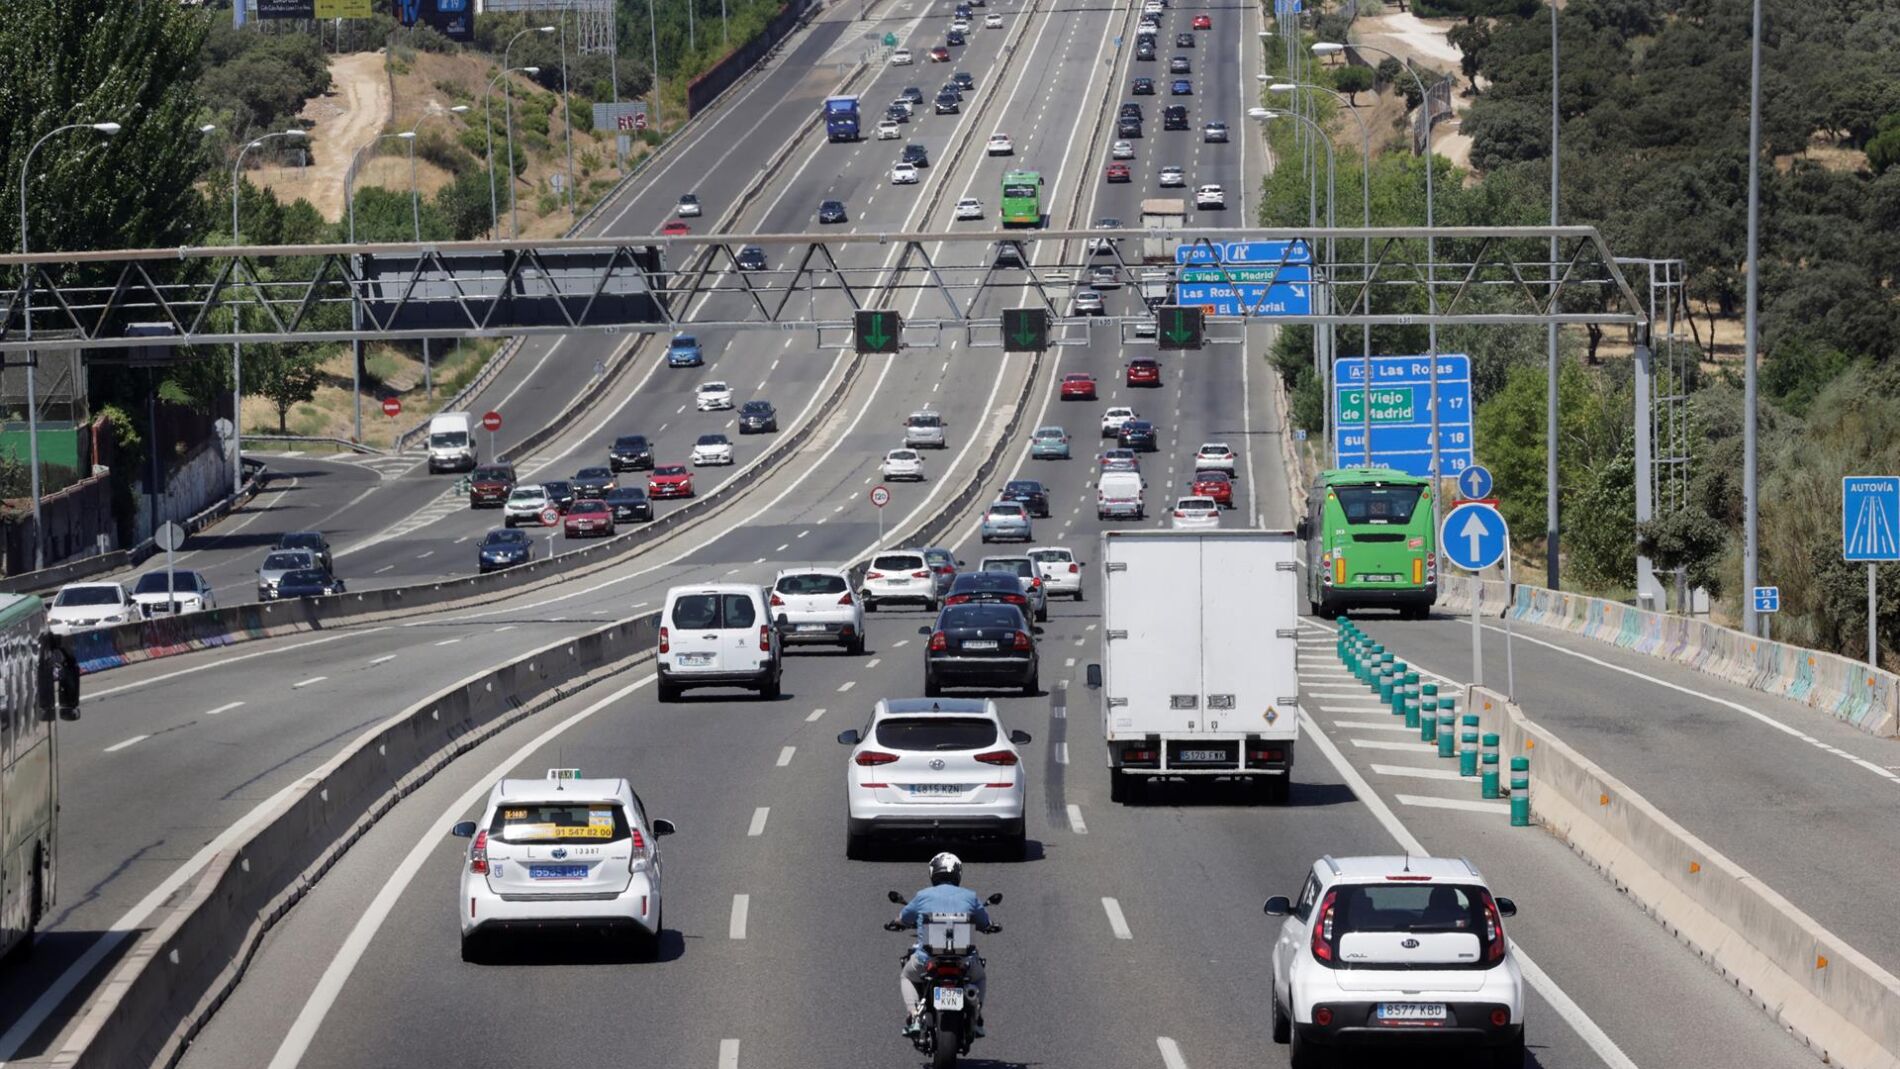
left=47, top=582, right=137, bottom=635
left=1112, top=139, right=1136, bottom=159
left=1171, top=496, right=1221, bottom=529
left=891, top=162, right=920, bottom=184
left=656, top=584, right=783, bottom=701
left=450, top=770, right=676, bottom=962
left=877, top=120, right=902, bottom=140
left=986, top=133, right=1013, bottom=156
left=1195, top=183, right=1225, bottom=209
left=691, top=433, right=734, bottom=466
left=1158, top=165, right=1186, bottom=187
left=771, top=568, right=866, bottom=653
left=1265, top=856, right=1525, bottom=1068
left=954, top=197, right=984, bottom=220
left=891, top=47, right=914, bottom=64
left=695, top=381, right=734, bottom=411
left=836, top=697, right=1031, bottom=859
left=881, top=448, right=925, bottom=481
left=1194, top=442, right=1237, bottom=473
left=1025, top=545, right=1083, bottom=600
left=860, top=549, right=938, bottom=611
left=977, top=555, right=1047, bottom=622
left=1100, top=405, right=1137, bottom=438
left=984, top=11, right=1002, bottom=26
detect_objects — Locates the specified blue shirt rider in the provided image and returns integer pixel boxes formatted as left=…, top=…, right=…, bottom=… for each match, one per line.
left=896, top=853, right=991, bottom=1037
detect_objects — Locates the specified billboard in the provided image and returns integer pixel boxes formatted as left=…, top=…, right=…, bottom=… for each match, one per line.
left=315, top=0, right=375, bottom=15
left=256, top=0, right=316, bottom=18
left=391, top=0, right=474, bottom=40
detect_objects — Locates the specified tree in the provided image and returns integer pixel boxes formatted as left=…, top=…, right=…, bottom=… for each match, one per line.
left=1334, top=66, right=1375, bottom=106
left=1446, top=21, right=1491, bottom=86
left=246, top=346, right=325, bottom=434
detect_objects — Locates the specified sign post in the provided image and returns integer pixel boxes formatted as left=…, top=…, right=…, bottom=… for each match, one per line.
left=155, top=521, right=186, bottom=615
left=483, top=410, right=503, bottom=464
left=1441, top=501, right=1512, bottom=697
left=1752, top=585, right=1781, bottom=641
left=870, top=484, right=890, bottom=542
left=1842, top=475, right=1900, bottom=665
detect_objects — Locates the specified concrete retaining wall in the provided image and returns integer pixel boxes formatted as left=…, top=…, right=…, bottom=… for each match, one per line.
left=1468, top=684, right=1900, bottom=1069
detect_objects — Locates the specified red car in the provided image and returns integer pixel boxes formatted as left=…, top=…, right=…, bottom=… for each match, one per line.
left=1106, top=162, right=1131, bottom=183
left=660, top=220, right=691, bottom=236
left=1192, top=469, right=1234, bottom=507
left=1126, top=357, right=1161, bottom=386
left=467, top=463, right=516, bottom=508
left=563, top=498, right=617, bottom=537
left=1192, top=13, right=1211, bottom=29
left=648, top=465, right=695, bottom=499
left=929, top=45, right=950, bottom=61
left=1060, top=373, right=1098, bottom=400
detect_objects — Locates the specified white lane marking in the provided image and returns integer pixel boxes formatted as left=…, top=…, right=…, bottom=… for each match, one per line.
left=493, top=625, right=517, bottom=633
left=730, top=894, right=751, bottom=939
left=747, top=807, right=770, bottom=837
left=453, top=535, right=470, bottom=544
left=291, top=676, right=327, bottom=689
left=775, top=543, right=789, bottom=552
left=1157, top=1036, right=1189, bottom=1069
left=205, top=701, right=245, bottom=716
left=806, top=707, right=827, bottom=722
left=368, top=654, right=398, bottom=667
left=719, top=1038, right=740, bottom=1069
left=1085, top=624, right=1096, bottom=632
left=1372, top=763, right=1468, bottom=782
left=892, top=639, right=909, bottom=648
left=373, top=565, right=396, bottom=574
left=1333, top=720, right=1415, bottom=732
left=797, top=529, right=811, bottom=538
left=865, top=657, right=881, bottom=668
left=1299, top=712, right=1642, bottom=1069
left=1055, top=741, right=1069, bottom=764
left=1073, top=637, right=1085, bottom=647
left=1397, top=794, right=1512, bottom=815
left=1102, top=896, right=1133, bottom=939
left=838, top=680, right=856, bottom=692
left=265, top=673, right=656, bottom=1068
left=1067, top=803, right=1088, bottom=834
left=1349, top=738, right=1433, bottom=752
left=415, top=550, right=434, bottom=560
left=833, top=504, right=846, bottom=513
left=1318, top=703, right=1385, bottom=713
left=103, top=735, right=149, bottom=753
left=1064, top=657, right=1076, bottom=668
left=776, top=746, right=796, bottom=767
left=433, top=638, right=463, bottom=647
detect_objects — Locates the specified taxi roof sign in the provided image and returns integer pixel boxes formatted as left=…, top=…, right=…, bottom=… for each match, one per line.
left=547, top=768, right=583, bottom=780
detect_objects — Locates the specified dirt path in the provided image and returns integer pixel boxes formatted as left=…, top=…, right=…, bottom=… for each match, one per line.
left=1353, top=11, right=1475, bottom=174
left=252, top=51, right=392, bottom=222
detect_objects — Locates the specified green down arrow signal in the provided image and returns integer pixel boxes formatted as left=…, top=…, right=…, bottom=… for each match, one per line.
left=863, top=314, right=893, bottom=349
left=1164, top=309, right=1195, bottom=344
left=1011, top=324, right=1039, bottom=347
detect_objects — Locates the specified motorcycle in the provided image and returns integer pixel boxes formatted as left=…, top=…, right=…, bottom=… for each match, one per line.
left=884, top=889, right=1003, bottom=1069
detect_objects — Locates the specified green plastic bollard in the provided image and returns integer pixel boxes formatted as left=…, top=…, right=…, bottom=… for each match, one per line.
left=1397, top=672, right=1420, bottom=715
left=1420, top=699, right=1438, bottom=740
left=1422, top=682, right=1438, bottom=701
left=1510, top=756, right=1531, bottom=826
left=1382, top=662, right=1405, bottom=704
left=1404, top=696, right=1420, bottom=730
left=1458, top=715, right=1480, bottom=777
left=1437, top=712, right=1456, bottom=757
left=1480, top=733, right=1501, bottom=798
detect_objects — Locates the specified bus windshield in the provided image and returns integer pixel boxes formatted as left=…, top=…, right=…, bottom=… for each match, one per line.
left=1334, top=484, right=1424, bottom=525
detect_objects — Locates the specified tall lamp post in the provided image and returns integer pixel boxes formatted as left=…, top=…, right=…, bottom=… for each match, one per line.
left=402, top=105, right=468, bottom=399
left=504, top=25, right=556, bottom=238
left=230, top=128, right=308, bottom=497
left=558, top=2, right=576, bottom=218
left=648, top=0, right=664, bottom=128
left=484, top=66, right=540, bottom=238
left=1547, top=3, right=1562, bottom=590
left=1742, top=0, right=1764, bottom=636
left=17, top=120, right=120, bottom=571
left=1251, top=106, right=1335, bottom=449
left=344, top=131, right=417, bottom=442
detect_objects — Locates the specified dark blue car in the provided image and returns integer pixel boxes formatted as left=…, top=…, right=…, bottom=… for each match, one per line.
left=478, top=528, right=533, bottom=573
left=275, top=568, right=345, bottom=598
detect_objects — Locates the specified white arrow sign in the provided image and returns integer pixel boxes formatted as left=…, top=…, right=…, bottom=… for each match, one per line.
left=1459, top=509, right=1489, bottom=566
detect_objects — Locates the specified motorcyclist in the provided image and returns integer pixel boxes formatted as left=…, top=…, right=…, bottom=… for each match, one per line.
left=896, top=852, right=991, bottom=1037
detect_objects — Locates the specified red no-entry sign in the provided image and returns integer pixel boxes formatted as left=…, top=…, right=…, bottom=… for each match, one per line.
left=381, top=397, right=402, bottom=417
left=482, top=410, right=503, bottom=432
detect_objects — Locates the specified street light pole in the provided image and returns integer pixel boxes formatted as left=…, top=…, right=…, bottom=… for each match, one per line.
left=405, top=105, right=467, bottom=400
left=1546, top=1, right=1562, bottom=590
left=345, top=132, right=413, bottom=442
left=230, top=129, right=307, bottom=497
left=17, top=120, right=120, bottom=571
left=648, top=0, right=663, bottom=128
left=505, top=26, right=557, bottom=238
left=559, top=4, right=576, bottom=218
left=1742, top=0, right=1764, bottom=636
left=484, top=65, right=539, bottom=239
left=1252, top=107, right=1334, bottom=452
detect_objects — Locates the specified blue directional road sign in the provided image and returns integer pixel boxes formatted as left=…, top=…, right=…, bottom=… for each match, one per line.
left=1175, top=241, right=1314, bottom=317
left=1273, top=0, right=1302, bottom=12
left=1752, top=586, right=1781, bottom=614
left=1334, top=354, right=1473, bottom=477
left=1458, top=464, right=1494, bottom=501
left=1843, top=476, right=1900, bottom=562
left=1441, top=502, right=1508, bottom=572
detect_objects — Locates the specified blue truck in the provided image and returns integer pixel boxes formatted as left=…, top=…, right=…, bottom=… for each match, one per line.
left=824, top=95, right=862, bottom=142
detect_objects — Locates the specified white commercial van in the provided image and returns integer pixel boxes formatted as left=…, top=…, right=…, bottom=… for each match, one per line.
left=656, top=584, right=783, bottom=702
left=1096, top=470, right=1146, bottom=520
left=427, top=412, right=477, bottom=473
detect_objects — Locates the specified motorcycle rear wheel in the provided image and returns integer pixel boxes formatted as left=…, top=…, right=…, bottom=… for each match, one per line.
left=931, top=1019, right=962, bottom=1069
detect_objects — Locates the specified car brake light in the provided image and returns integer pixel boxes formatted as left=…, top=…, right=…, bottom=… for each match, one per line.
left=759, top=625, right=772, bottom=652
left=1012, top=630, right=1032, bottom=650
left=469, top=830, right=489, bottom=875
left=1004, top=594, right=1026, bottom=605
left=1385, top=874, right=1433, bottom=881
left=630, top=827, right=646, bottom=850
left=1312, top=889, right=1337, bottom=962
left=1173, top=510, right=1185, bottom=518
left=1482, top=891, right=1506, bottom=961
left=975, top=750, right=1018, bottom=765
left=1491, top=1008, right=1510, bottom=1027
left=838, top=592, right=855, bottom=605
left=658, top=626, right=670, bottom=654
left=1068, top=563, right=1079, bottom=573
left=929, top=631, right=948, bottom=651
left=770, top=592, right=785, bottom=606
left=912, top=570, right=931, bottom=579
left=855, top=751, right=899, bottom=766
left=936, top=565, right=954, bottom=574
left=1313, top=1007, right=1334, bottom=1027
left=867, top=571, right=885, bottom=580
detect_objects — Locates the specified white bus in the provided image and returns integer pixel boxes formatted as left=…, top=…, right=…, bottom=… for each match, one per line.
left=0, top=594, right=79, bottom=959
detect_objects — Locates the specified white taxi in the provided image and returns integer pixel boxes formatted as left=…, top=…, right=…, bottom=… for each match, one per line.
left=451, top=769, right=677, bottom=962
left=837, top=697, right=1031, bottom=860
left=695, top=380, right=734, bottom=411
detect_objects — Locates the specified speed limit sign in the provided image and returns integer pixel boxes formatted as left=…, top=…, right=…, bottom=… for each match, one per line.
left=540, top=507, right=560, bottom=526
left=869, top=485, right=891, bottom=508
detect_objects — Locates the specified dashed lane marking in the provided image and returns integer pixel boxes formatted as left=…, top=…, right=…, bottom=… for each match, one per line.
left=1371, top=763, right=1468, bottom=782
left=1102, top=896, right=1132, bottom=939
left=1068, top=803, right=1088, bottom=834
left=103, top=735, right=148, bottom=754
left=807, top=707, right=827, bottom=722
left=1396, top=794, right=1511, bottom=815
left=206, top=702, right=244, bottom=716
left=776, top=746, right=796, bottom=767
left=748, top=807, right=770, bottom=837
left=729, top=894, right=750, bottom=939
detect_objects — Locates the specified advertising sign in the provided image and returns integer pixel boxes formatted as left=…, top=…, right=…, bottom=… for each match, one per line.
left=257, top=0, right=317, bottom=18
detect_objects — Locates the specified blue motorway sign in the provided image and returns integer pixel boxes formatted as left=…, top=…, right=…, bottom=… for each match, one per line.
left=1174, top=241, right=1314, bottom=316
left=1752, top=586, right=1781, bottom=613
left=1842, top=475, right=1900, bottom=562
left=1457, top=464, right=1493, bottom=501
left=1441, top=502, right=1508, bottom=572
left=1273, top=0, right=1302, bottom=13
left=1333, top=354, right=1472, bottom=477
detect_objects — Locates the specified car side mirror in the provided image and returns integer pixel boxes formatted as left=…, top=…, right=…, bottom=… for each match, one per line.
left=652, top=818, right=677, bottom=837
left=1296, top=518, right=1310, bottom=541
left=1263, top=895, right=1291, bottom=916
left=888, top=890, right=908, bottom=905
left=1009, top=729, right=1032, bottom=744
left=837, top=729, right=862, bottom=745
left=450, top=821, right=478, bottom=838
left=917, top=625, right=933, bottom=635
left=986, top=892, right=1003, bottom=905
left=1495, top=896, right=1517, bottom=917
left=1086, top=663, right=1103, bottom=689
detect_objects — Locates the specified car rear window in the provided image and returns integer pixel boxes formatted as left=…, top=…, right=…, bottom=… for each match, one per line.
left=1333, top=883, right=1485, bottom=935
left=776, top=573, right=848, bottom=595
left=988, top=504, right=1024, bottom=515
left=1027, top=549, right=1071, bottom=564
left=907, top=413, right=943, bottom=428
left=488, top=802, right=631, bottom=845
left=484, top=530, right=529, bottom=545
left=472, top=467, right=512, bottom=481
left=669, top=592, right=759, bottom=629
left=874, top=717, right=999, bottom=751
left=1335, top=484, right=1424, bottom=525
left=263, top=552, right=309, bottom=570
left=982, top=559, right=1033, bottom=578
left=873, top=554, right=925, bottom=571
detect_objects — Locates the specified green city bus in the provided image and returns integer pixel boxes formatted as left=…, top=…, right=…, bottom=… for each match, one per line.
left=0, top=594, right=79, bottom=959
left=1298, top=467, right=1437, bottom=618
left=1000, top=169, right=1043, bottom=227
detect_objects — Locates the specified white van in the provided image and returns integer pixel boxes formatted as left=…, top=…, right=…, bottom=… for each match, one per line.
left=657, top=584, right=783, bottom=702
left=1096, top=470, right=1146, bottom=520
left=428, top=412, right=477, bottom=473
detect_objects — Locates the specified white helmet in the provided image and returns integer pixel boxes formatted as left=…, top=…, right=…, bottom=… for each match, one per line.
left=928, top=851, right=964, bottom=886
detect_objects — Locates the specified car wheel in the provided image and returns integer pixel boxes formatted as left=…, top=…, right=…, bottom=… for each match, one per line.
left=1262, top=775, right=1292, bottom=806
left=503, top=517, right=514, bottom=528
left=1021, top=669, right=1038, bottom=696
left=863, top=597, right=878, bottom=613
left=925, top=598, right=940, bottom=613
left=1271, top=977, right=1292, bottom=1043
left=847, top=634, right=867, bottom=655
left=1109, top=771, right=1140, bottom=804
left=1035, top=605, right=1048, bottom=623
left=846, top=829, right=873, bottom=861
left=1001, top=820, right=1028, bottom=862
left=759, top=666, right=783, bottom=701
left=1488, top=1035, right=1526, bottom=1069
left=1073, top=587, right=1085, bottom=602
left=924, top=673, right=942, bottom=698
left=1288, top=1027, right=1330, bottom=1069
left=657, top=681, right=680, bottom=703
left=460, top=930, right=491, bottom=964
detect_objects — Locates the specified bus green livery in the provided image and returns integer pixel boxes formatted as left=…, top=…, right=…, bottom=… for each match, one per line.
left=0, top=594, right=80, bottom=959
left=1000, top=169, right=1043, bottom=227
left=1299, top=468, right=1437, bottom=618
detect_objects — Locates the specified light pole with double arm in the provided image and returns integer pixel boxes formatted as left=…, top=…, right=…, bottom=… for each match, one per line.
left=230, top=129, right=308, bottom=496
left=484, top=65, right=540, bottom=238
left=1251, top=106, right=1335, bottom=451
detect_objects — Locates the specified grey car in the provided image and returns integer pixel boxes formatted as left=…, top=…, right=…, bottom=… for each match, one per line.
left=257, top=549, right=319, bottom=601
left=921, top=545, right=964, bottom=598
left=904, top=410, right=947, bottom=449
left=979, top=501, right=1033, bottom=544
left=979, top=555, right=1049, bottom=622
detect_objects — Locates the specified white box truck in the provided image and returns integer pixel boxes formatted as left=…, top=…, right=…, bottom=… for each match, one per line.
left=1139, top=198, right=1185, bottom=263
left=427, top=411, right=477, bottom=473
left=1089, top=529, right=1301, bottom=804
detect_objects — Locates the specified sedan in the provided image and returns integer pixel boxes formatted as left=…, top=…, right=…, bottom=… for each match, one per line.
left=1169, top=56, right=1191, bottom=74
left=256, top=549, right=316, bottom=600
left=1111, top=139, right=1136, bottom=159
left=563, top=498, right=616, bottom=538
left=1195, top=184, right=1225, bottom=209
left=1030, top=426, right=1071, bottom=459
left=541, top=480, right=577, bottom=512
left=953, top=71, right=975, bottom=90
left=1192, top=12, right=1211, bottom=28
left=1170, top=495, right=1221, bottom=530
left=648, top=465, right=694, bottom=499
left=891, top=46, right=913, bottom=64
left=881, top=448, right=925, bottom=481
left=665, top=333, right=704, bottom=367
left=772, top=568, right=866, bottom=653
left=476, top=528, right=534, bottom=572
left=1118, top=420, right=1159, bottom=452
left=837, top=697, right=1031, bottom=859
left=954, top=197, right=985, bottom=220
left=875, top=120, right=902, bottom=140
left=1097, top=448, right=1141, bottom=473
left=1132, top=77, right=1155, bottom=95
left=918, top=605, right=1040, bottom=697
left=695, top=381, right=734, bottom=411
left=928, top=45, right=950, bottom=61
left=130, top=569, right=216, bottom=616
left=1072, top=288, right=1106, bottom=316
left=902, top=143, right=931, bottom=167
left=1127, top=357, right=1161, bottom=386
left=604, top=486, right=654, bottom=523
left=1192, top=468, right=1234, bottom=507
left=890, top=162, right=919, bottom=184
left=738, top=399, right=778, bottom=433
left=979, top=501, right=1033, bottom=543
left=1158, top=165, right=1186, bottom=187
left=572, top=465, right=617, bottom=497
left=934, top=93, right=960, bottom=114
left=986, top=133, right=1013, bottom=156
left=609, top=434, right=654, bottom=471
left=1000, top=479, right=1051, bottom=518
left=676, top=193, right=703, bottom=217
left=736, top=245, right=768, bottom=270
left=660, top=220, right=691, bottom=236
left=1170, top=79, right=1193, bottom=95
left=691, top=433, right=735, bottom=466
left=1194, top=441, right=1237, bottom=472
left=1106, top=162, right=1132, bottom=182
left=1175, top=30, right=1195, bottom=47
left=885, top=104, right=910, bottom=124
left=818, top=199, right=848, bottom=224
left=275, top=568, right=346, bottom=599
left=48, top=582, right=136, bottom=633
left=1100, top=405, right=1137, bottom=437
left=1117, top=117, right=1143, bottom=139
left=945, top=28, right=965, bottom=45
left=1026, top=545, right=1084, bottom=600
left=1203, top=121, right=1228, bottom=143
left=984, top=12, right=1002, bottom=27
left=1061, top=373, right=1098, bottom=400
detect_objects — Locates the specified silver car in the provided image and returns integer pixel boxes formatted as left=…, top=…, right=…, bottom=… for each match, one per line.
left=256, top=549, right=318, bottom=601
left=904, top=410, right=947, bottom=449
left=979, top=501, right=1033, bottom=544
left=921, top=546, right=963, bottom=598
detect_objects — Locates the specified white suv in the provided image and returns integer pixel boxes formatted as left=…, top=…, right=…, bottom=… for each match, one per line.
left=770, top=568, right=866, bottom=654
left=657, top=584, right=783, bottom=701
left=836, top=697, right=1031, bottom=860
left=860, top=549, right=938, bottom=612
left=502, top=485, right=551, bottom=527
left=1265, top=856, right=1525, bottom=1069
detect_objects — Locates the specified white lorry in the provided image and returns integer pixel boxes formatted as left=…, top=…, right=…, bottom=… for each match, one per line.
left=1089, top=529, right=1301, bottom=804
left=427, top=411, right=477, bottom=473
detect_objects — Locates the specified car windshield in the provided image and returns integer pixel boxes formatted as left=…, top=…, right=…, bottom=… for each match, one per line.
left=544, top=481, right=572, bottom=496
left=873, top=554, right=926, bottom=571
left=1196, top=471, right=1231, bottom=484
left=488, top=802, right=631, bottom=845
left=472, top=467, right=512, bottom=481
left=607, top=487, right=648, bottom=500
left=570, top=501, right=608, bottom=514
left=669, top=592, right=758, bottom=629
left=263, top=552, right=310, bottom=570
left=671, top=335, right=697, bottom=349
left=941, top=604, right=1026, bottom=631
left=577, top=467, right=610, bottom=479
left=483, top=530, right=528, bottom=546
left=988, top=504, right=1025, bottom=517
left=982, top=559, right=1033, bottom=578
left=1028, top=549, right=1072, bottom=564
left=1335, top=484, right=1425, bottom=525
left=924, top=549, right=954, bottom=568
left=1006, top=481, right=1041, bottom=494
left=875, top=717, right=1000, bottom=751
left=699, top=383, right=727, bottom=393
left=1331, top=883, right=1488, bottom=935
left=508, top=489, right=545, bottom=502
left=428, top=431, right=467, bottom=449
left=614, top=436, right=648, bottom=449
left=1035, top=428, right=1063, bottom=439
left=888, top=450, right=918, bottom=461
left=1180, top=498, right=1216, bottom=511
left=56, top=586, right=121, bottom=607
left=655, top=466, right=687, bottom=477
left=133, top=572, right=200, bottom=594
left=908, top=414, right=942, bottom=428
left=743, top=402, right=771, bottom=413
left=697, top=434, right=728, bottom=445
left=776, top=573, right=849, bottom=595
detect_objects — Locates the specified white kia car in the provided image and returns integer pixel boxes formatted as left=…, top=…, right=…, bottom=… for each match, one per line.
left=1025, top=545, right=1083, bottom=600
left=1170, top=496, right=1221, bottom=530
left=954, top=197, right=984, bottom=220
left=881, top=448, right=925, bottom=481
left=690, top=433, right=734, bottom=466
left=836, top=697, right=1030, bottom=859
left=771, top=568, right=866, bottom=653
left=694, top=381, right=734, bottom=411
left=1194, top=441, right=1237, bottom=472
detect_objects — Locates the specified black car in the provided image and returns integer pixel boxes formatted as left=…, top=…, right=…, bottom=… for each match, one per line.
left=1169, top=55, right=1191, bottom=74
left=739, top=400, right=779, bottom=434
left=939, top=81, right=963, bottom=100
left=572, top=465, right=617, bottom=497
left=900, top=85, right=925, bottom=104
left=542, top=479, right=577, bottom=512
left=952, top=71, right=975, bottom=90
left=1000, top=478, right=1051, bottom=518
left=934, top=93, right=961, bottom=114
left=609, top=434, right=654, bottom=472
left=1164, top=105, right=1189, bottom=130
left=946, top=29, right=965, bottom=45
left=274, top=530, right=333, bottom=573
left=886, top=103, right=910, bottom=124
left=1132, top=77, right=1155, bottom=95
left=992, top=241, right=1026, bottom=269
left=1118, top=419, right=1159, bottom=452
left=1136, top=41, right=1156, bottom=60
left=902, top=143, right=930, bottom=168
left=736, top=245, right=767, bottom=271
left=819, top=199, right=848, bottom=224
left=1117, top=117, right=1143, bottom=139
left=955, top=1, right=971, bottom=16
left=1120, top=102, right=1144, bottom=121
left=944, top=570, right=1033, bottom=610
left=477, top=528, right=534, bottom=573
left=920, top=603, right=1039, bottom=696
left=276, top=568, right=345, bottom=599
left=1175, top=30, right=1195, bottom=46
left=604, top=486, right=654, bottom=523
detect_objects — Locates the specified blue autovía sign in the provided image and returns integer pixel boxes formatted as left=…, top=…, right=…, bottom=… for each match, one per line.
left=1333, top=354, right=1473, bottom=477
left=1175, top=240, right=1315, bottom=316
